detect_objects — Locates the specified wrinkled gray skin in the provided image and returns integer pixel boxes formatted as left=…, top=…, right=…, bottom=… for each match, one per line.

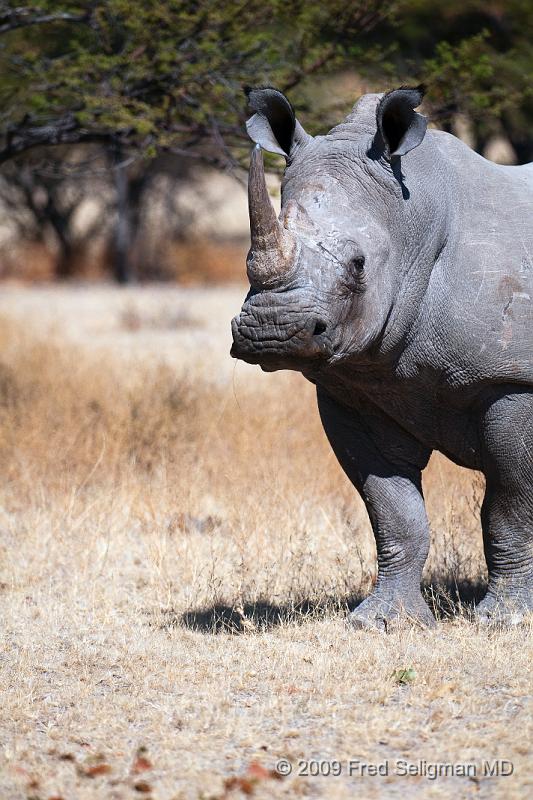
left=231, top=86, right=533, bottom=630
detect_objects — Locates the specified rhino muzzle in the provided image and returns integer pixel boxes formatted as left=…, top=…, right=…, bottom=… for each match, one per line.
left=247, top=145, right=297, bottom=289
left=230, top=293, right=332, bottom=370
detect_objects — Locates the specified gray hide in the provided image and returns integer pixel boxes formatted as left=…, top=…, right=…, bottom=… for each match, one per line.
left=231, top=86, right=533, bottom=629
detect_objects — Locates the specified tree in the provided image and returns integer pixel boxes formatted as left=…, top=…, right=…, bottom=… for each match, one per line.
left=0, top=146, right=113, bottom=277
left=0, top=1, right=531, bottom=281
left=0, top=1, right=531, bottom=167
left=0, top=145, right=198, bottom=282
left=0, top=0, right=395, bottom=170
left=386, top=1, right=533, bottom=161
left=0, top=1, right=401, bottom=280
left=0, top=1, right=531, bottom=168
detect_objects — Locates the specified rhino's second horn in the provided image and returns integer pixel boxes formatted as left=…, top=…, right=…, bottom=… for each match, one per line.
left=247, top=145, right=296, bottom=288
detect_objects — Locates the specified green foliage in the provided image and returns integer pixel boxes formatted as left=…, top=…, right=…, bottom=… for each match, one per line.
left=385, top=0, right=533, bottom=153
left=410, top=3, right=532, bottom=139
left=0, top=0, right=531, bottom=165
left=0, top=0, right=397, bottom=163
left=391, top=667, right=417, bottom=685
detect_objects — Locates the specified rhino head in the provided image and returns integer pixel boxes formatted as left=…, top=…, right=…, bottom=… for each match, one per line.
left=231, top=85, right=448, bottom=375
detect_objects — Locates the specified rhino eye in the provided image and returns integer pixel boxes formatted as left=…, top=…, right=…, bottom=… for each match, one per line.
left=343, top=254, right=366, bottom=295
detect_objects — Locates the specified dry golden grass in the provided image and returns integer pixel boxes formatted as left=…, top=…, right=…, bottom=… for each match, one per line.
left=0, top=286, right=531, bottom=800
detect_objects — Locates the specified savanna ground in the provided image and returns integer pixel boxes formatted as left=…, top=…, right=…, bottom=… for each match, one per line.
left=0, top=284, right=531, bottom=800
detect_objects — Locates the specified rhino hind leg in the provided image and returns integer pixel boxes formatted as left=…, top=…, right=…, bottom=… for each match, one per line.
left=475, top=389, right=533, bottom=626
left=317, top=389, right=435, bottom=632
left=474, top=589, right=532, bottom=627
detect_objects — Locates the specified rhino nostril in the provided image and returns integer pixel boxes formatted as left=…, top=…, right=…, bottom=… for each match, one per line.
left=313, top=320, right=327, bottom=336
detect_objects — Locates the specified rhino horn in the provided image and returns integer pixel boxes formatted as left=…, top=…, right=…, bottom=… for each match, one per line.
left=247, top=145, right=296, bottom=288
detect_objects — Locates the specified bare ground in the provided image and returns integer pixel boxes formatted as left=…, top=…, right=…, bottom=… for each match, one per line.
left=0, top=285, right=531, bottom=800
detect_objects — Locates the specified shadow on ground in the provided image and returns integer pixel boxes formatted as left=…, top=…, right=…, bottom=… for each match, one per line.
left=158, top=579, right=488, bottom=634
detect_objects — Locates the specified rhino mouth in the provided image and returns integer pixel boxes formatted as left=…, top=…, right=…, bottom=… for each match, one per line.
left=230, top=298, right=333, bottom=371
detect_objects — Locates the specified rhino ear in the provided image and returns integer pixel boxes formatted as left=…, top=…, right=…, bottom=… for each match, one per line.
left=245, top=86, right=310, bottom=159
left=375, top=86, right=427, bottom=159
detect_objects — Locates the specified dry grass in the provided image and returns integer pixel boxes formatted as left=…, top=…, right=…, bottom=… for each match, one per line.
left=0, top=286, right=531, bottom=800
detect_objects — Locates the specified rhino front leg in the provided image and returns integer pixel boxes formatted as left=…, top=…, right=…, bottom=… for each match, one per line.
left=317, top=389, right=435, bottom=631
left=476, top=390, right=533, bottom=626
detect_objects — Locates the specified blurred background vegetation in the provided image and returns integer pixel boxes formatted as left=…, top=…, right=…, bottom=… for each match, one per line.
left=0, top=0, right=530, bottom=283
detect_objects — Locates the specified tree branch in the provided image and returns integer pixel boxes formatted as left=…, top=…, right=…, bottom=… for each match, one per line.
left=281, top=46, right=337, bottom=93
left=0, top=6, right=88, bottom=34
left=0, top=115, right=112, bottom=165
left=281, top=1, right=392, bottom=93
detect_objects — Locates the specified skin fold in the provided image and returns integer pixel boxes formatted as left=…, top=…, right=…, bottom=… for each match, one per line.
left=231, top=86, right=533, bottom=630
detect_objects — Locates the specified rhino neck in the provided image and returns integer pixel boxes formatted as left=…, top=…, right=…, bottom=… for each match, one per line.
left=375, top=131, right=454, bottom=359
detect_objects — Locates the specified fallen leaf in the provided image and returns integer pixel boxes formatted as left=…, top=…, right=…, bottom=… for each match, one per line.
left=248, top=761, right=283, bottom=782
left=133, top=755, right=152, bottom=773
left=134, top=780, right=152, bottom=793
left=82, top=763, right=112, bottom=778
left=247, top=762, right=270, bottom=780
left=224, top=776, right=255, bottom=795
left=223, top=761, right=284, bottom=795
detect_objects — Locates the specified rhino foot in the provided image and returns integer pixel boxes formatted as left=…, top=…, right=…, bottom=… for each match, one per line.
left=348, top=590, right=436, bottom=633
left=474, top=588, right=533, bottom=628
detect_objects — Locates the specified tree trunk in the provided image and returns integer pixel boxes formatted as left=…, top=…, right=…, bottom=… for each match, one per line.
left=55, top=240, right=75, bottom=279
left=47, top=204, right=75, bottom=279
left=112, top=145, right=134, bottom=284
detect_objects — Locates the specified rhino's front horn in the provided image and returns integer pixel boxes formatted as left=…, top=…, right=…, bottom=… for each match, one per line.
left=247, top=145, right=297, bottom=288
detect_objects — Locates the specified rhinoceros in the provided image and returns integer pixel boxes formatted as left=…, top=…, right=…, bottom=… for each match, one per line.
left=230, top=85, right=533, bottom=629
